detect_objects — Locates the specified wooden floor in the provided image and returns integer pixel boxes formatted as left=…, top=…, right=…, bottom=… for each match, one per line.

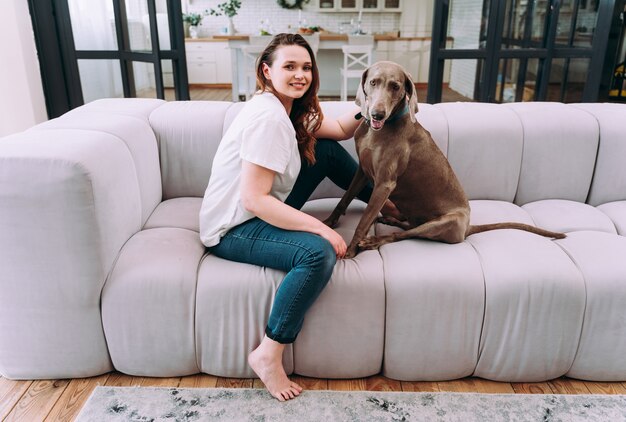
left=2, top=372, right=626, bottom=421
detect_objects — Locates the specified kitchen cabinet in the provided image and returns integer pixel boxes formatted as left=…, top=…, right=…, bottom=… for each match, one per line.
left=185, top=41, right=232, bottom=84
left=312, top=0, right=401, bottom=12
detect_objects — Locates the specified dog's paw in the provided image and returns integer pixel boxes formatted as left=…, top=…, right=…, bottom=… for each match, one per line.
left=358, top=236, right=384, bottom=251
left=344, top=245, right=359, bottom=259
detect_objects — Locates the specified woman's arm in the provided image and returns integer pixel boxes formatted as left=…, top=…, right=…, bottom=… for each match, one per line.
left=313, top=105, right=362, bottom=141
left=240, top=160, right=347, bottom=258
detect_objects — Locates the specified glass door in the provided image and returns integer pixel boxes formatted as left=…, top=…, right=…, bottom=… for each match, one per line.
left=428, top=0, right=624, bottom=103
left=30, top=0, right=189, bottom=116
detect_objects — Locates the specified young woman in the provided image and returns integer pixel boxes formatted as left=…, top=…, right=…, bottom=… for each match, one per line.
left=199, top=33, right=398, bottom=401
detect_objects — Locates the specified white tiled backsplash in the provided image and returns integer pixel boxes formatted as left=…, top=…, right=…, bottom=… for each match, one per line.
left=185, top=0, right=400, bottom=37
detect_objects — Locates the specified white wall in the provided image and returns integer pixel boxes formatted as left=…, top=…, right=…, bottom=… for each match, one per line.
left=0, top=0, right=47, bottom=137
left=186, top=0, right=401, bottom=37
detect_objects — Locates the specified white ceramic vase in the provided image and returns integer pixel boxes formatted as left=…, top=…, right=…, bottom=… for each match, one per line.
left=227, top=17, right=235, bottom=35
left=189, top=25, right=199, bottom=39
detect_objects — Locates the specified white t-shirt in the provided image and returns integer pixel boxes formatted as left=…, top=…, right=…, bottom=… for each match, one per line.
left=199, top=92, right=302, bottom=247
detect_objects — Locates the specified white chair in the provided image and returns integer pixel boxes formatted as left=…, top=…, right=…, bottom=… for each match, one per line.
left=340, top=35, right=374, bottom=101
left=241, top=36, right=271, bottom=100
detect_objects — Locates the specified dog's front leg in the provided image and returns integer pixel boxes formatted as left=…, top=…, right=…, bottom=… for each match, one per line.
left=323, top=166, right=369, bottom=228
left=345, top=180, right=396, bottom=258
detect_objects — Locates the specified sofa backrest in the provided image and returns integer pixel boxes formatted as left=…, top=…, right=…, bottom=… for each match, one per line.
left=149, top=101, right=231, bottom=200
left=145, top=99, right=625, bottom=207
left=571, top=103, right=626, bottom=207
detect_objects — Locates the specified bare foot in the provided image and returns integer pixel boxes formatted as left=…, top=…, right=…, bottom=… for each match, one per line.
left=248, top=337, right=303, bottom=402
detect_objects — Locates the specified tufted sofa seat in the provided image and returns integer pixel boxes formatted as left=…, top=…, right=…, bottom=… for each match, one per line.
left=1, top=98, right=625, bottom=382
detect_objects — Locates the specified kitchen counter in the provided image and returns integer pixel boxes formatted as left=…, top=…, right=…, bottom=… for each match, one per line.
left=188, top=34, right=431, bottom=42
left=187, top=34, right=437, bottom=101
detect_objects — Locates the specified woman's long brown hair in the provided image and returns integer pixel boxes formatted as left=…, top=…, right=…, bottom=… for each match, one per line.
left=255, top=33, right=323, bottom=165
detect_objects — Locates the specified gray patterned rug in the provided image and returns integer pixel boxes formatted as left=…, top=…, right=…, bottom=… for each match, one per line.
left=76, top=386, right=626, bottom=421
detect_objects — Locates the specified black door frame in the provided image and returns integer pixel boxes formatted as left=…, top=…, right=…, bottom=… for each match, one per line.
left=427, top=0, right=625, bottom=103
left=28, top=0, right=189, bottom=119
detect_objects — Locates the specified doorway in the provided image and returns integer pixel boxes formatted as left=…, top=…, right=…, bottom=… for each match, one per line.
left=427, top=0, right=626, bottom=103
left=29, top=0, right=189, bottom=119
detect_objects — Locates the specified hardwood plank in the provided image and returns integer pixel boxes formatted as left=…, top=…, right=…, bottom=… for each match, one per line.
left=44, top=374, right=109, bottom=422
left=188, top=88, right=233, bottom=102
left=0, top=377, right=33, bottom=421
left=401, top=381, right=440, bottom=392
left=438, top=377, right=515, bottom=393
left=215, top=378, right=253, bottom=389
left=139, top=376, right=181, bottom=388
left=548, top=377, right=591, bottom=394
left=327, top=378, right=367, bottom=391
left=511, top=382, right=554, bottom=394
left=363, top=375, right=402, bottom=391
left=4, top=379, right=70, bottom=422
left=584, top=381, right=626, bottom=395
left=178, top=374, right=219, bottom=389
left=291, top=375, right=328, bottom=390
left=104, top=372, right=141, bottom=387
left=6, top=372, right=625, bottom=419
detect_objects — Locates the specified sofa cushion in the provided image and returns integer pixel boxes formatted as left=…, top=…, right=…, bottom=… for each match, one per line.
left=223, top=102, right=246, bottom=135
left=144, top=197, right=202, bottom=232
left=504, top=102, right=599, bottom=205
left=102, top=227, right=204, bottom=377
left=381, top=239, right=484, bottom=381
left=196, top=254, right=295, bottom=378
left=415, top=103, right=449, bottom=155
left=468, top=230, right=585, bottom=382
left=149, top=101, right=232, bottom=200
left=65, top=97, right=165, bottom=119
left=195, top=198, right=384, bottom=379
left=436, top=102, right=523, bottom=202
left=294, top=201, right=384, bottom=378
left=572, top=103, right=626, bottom=206
left=468, top=200, right=535, bottom=226
left=522, top=199, right=616, bottom=234
left=597, top=201, right=626, bottom=235
left=558, top=231, right=626, bottom=381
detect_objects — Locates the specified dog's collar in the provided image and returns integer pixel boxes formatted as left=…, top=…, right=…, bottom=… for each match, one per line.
left=355, top=102, right=410, bottom=127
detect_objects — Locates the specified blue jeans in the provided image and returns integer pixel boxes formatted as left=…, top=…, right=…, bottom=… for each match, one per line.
left=209, top=139, right=373, bottom=344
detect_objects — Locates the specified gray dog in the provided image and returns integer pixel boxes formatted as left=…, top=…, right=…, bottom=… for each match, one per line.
left=324, top=61, right=565, bottom=258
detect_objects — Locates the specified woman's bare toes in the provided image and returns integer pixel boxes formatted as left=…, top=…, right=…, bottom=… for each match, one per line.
left=249, top=348, right=303, bottom=401
left=291, top=381, right=303, bottom=393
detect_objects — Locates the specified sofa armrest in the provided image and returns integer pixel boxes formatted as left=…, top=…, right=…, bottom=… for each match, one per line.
left=0, top=128, right=143, bottom=378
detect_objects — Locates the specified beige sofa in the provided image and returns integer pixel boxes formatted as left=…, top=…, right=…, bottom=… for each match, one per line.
left=1, top=98, right=626, bottom=382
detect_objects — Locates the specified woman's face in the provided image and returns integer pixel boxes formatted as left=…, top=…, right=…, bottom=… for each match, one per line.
left=262, top=45, right=313, bottom=108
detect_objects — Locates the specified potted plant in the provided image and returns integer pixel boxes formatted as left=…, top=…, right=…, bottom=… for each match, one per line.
left=182, top=12, right=203, bottom=39
left=207, top=0, right=241, bottom=35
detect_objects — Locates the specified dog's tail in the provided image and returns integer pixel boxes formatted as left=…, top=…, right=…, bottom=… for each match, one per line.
left=466, top=223, right=566, bottom=239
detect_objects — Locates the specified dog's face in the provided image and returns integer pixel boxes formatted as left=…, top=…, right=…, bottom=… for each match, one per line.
left=355, top=61, right=419, bottom=131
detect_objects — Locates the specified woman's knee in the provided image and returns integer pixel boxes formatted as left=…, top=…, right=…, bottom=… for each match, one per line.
left=300, top=235, right=337, bottom=277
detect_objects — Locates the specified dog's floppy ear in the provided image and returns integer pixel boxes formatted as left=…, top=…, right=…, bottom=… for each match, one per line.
left=404, top=71, right=419, bottom=122
left=355, top=68, right=369, bottom=118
